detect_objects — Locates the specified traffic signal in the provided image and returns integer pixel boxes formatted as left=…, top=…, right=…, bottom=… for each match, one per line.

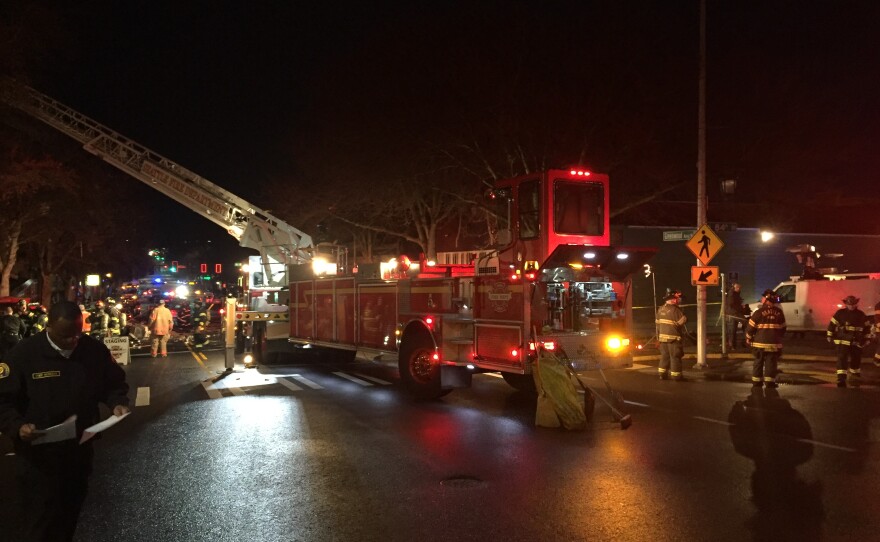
left=215, top=263, right=222, bottom=273
left=200, top=263, right=207, bottom=273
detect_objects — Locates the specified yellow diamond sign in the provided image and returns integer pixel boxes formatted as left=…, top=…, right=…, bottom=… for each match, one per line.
left=686, top=224, right=724, bottom=265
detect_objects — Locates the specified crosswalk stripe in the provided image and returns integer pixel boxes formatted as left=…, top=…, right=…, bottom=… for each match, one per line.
left=214, top=379, right=245, bottom=396
left=291, top=374, right=323, bottom=389
left=277, top=377, right=303, bottom=392
left=135, top=387, right=150, bottom=407
left=201, top=380, right=222, bottom=399
left=353, top=372, right=393, bottom=385
left=334, top=372, right=373, bottom=386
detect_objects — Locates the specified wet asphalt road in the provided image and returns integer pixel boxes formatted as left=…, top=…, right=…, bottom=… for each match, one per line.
left=1, top=337, right=879, bottom=542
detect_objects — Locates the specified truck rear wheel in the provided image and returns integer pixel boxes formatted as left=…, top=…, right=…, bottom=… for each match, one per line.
left=501, top=372, right=537, bottom=394
left=399, top=336, right=447, bottom=399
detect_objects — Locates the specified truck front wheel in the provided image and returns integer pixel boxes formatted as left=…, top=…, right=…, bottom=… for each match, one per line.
left=399, top=336, right=448, bottom=399
left=501, top=372, right=537, bottom=394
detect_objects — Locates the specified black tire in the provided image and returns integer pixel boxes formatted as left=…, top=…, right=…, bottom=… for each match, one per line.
left=584, top=390, right=596, bottom=418
left=252, top=322, right=266, bottom=365
left=398, top=335, right=447, bottom=399
left=501, top=372, right=537, bottom=394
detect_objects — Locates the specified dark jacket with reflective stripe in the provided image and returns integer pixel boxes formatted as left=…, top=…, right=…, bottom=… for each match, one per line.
left=827, top=308, right=871, bottom=346
left=656, top=302, right=686, bottom=342
left=746, top=303, right=786, bottom=351
left=0, top=332, right=129, bottom=455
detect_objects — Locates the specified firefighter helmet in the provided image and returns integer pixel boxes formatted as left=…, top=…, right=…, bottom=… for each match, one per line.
left=842, top=295, right=859, bottom=306
left=761, top=289, right=781, bottom=303
left=663, top=289, right=683, bottom=302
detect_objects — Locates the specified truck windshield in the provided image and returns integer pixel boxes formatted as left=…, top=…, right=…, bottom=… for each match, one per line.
left=553, top=179, right=604, bottom=235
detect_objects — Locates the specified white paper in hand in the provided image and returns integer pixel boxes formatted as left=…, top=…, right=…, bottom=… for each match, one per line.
left=80, top=412, right=130, bottom=444
left=32, top=415, right=77, bottom=445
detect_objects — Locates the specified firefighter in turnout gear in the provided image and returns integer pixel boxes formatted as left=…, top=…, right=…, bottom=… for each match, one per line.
left=191, top=299, right=210, bottom=349
left=105, top=298, right=122, bottom=336
left=88, top=300, right=109, bottom=338
left=745, top=289, right=787, bottom=388
left=874, top=300, right=880, bottom=367
left=17, top=300, right=36, bottom=337
left=827, top=295, right=871, bottom=387
left=30, top=305, right=49, bottom=335
left=656, top=289, right=687, bottom=381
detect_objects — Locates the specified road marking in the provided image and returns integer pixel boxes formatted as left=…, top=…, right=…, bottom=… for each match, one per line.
left=482, top=373, right=503, bottom=378
left=623, top=400, right=650, bottom=407
left=199, top=352, right=208, bottom=361
left=353, top=372, right=393, bottom=385
left=212, top=378, right=245, bottom=396
left=334, top=372, right=373, bottom=386
left=625, top=363, right=653, bottom=371
left=291, top=374, right=323, bottom=389
left=276, top=377, right=303, bottom=392
left=692, top=416, right=733, bottom=426
left=796, top=439, right=856, bottom=453
left=201, top=380, right=222, bottom=399
left=135, top=387, right=150, bottom=407
left=189, top=347, right=210, bottom=374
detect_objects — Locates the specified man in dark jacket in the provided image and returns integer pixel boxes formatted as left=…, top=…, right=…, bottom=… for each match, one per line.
left=745, top=289, right=787, bottom=388
left=0, top=301, right=130, bottom=541
left=1, top=306, right=27, bottom=357
left=726, top=282, right=747, bottom=349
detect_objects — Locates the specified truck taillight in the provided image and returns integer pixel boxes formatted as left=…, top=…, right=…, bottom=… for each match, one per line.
left=511, top=348, right=519, bottom=358
left=569, top=169, right=591, bottom=177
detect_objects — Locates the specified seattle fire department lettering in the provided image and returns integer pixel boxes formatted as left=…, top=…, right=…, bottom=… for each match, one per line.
left=488, top=282, right=512, bottom=313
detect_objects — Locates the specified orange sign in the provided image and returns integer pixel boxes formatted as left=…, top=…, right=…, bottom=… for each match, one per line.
left=686, top=224, right=724, bottom=265
left=691, top=266, right=720, bottom=286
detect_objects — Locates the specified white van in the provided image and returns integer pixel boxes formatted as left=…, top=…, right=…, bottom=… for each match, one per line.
left=749, top=274, right=880, bottom=332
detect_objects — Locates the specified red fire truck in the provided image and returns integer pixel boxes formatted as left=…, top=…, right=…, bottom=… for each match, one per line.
left=284, top=169, right=656, bottom=399
left=1, top=82, right=656, bottom=394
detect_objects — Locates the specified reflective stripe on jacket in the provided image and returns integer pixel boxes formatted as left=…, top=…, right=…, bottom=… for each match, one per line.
left=656, top=303, right=686, bottom=342
left=827, top=308, right=871, bottom=346
left=746, top=303, right=786, bottom=351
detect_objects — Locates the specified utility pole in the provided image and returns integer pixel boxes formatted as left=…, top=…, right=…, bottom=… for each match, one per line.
left=696, top=0, right=708, bottom=368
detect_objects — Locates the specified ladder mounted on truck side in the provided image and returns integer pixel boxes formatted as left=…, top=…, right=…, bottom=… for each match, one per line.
left=0, top=79, right=313, bottom=286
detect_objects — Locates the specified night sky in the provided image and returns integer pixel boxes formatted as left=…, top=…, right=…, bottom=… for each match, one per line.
left=11, top=1, right=880, bottom=252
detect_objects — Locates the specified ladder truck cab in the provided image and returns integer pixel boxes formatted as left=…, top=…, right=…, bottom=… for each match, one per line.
left=286, top=168, right=656, bottom=399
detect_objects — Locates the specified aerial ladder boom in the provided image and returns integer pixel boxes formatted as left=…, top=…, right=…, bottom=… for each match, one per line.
left=0, top=80, right=312, bottom=287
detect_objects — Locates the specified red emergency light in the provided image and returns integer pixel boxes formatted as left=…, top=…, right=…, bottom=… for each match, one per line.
left=569, top=169, right=591, bottom=177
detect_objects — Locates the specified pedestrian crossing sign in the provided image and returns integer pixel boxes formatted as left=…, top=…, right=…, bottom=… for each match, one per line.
left=686, top=224, right=724, bottom=265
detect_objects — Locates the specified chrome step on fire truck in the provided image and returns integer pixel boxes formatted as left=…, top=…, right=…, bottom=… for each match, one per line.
left=2, top=80, right=656, bottom=398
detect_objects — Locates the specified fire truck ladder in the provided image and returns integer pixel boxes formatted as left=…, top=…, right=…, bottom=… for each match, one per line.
left=0, top=79, right=313, bottom=286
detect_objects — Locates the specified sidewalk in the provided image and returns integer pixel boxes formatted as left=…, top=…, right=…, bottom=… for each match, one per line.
left=632, top=334, right=880, bottom=386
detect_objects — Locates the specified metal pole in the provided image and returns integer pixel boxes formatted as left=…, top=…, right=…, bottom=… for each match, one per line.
left=224, top=296, right=236, bottom=370
left=652, top=271, right=659, bottom=343
left=720, top=272, right=728, bottom=356
left=696, top=0, right=708, bottom=369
